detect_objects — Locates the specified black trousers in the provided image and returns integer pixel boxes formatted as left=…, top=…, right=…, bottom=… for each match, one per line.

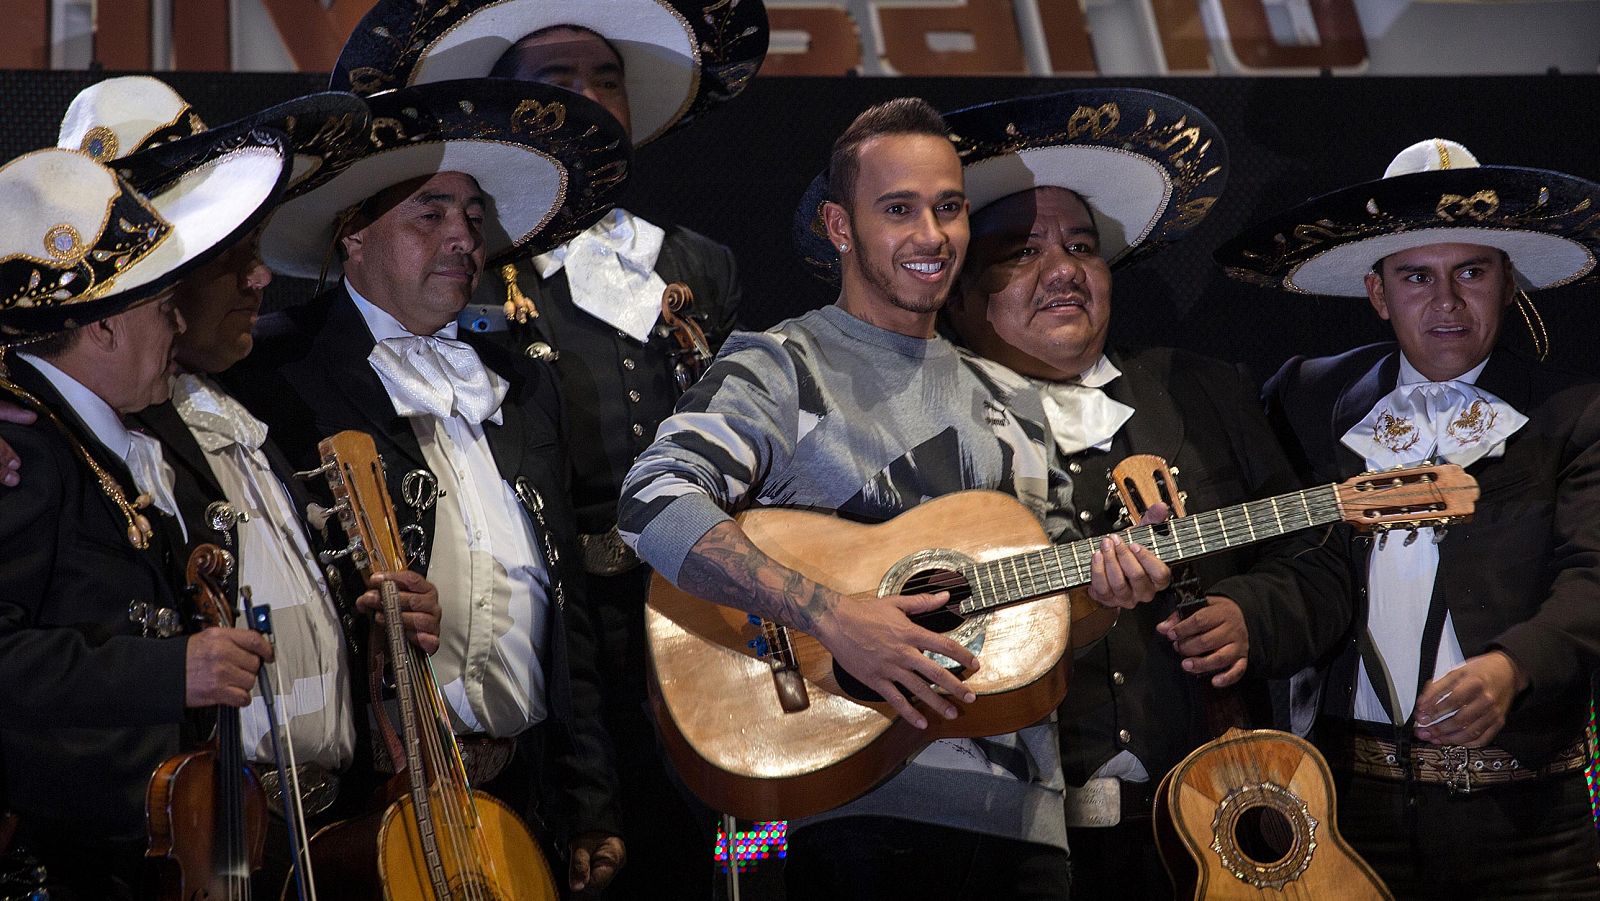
left=1333, top=768, right=1600, bottom=900
left=1066, top=780, right=1174, bottom=901
left=785, top=815, right=1071, bottom=901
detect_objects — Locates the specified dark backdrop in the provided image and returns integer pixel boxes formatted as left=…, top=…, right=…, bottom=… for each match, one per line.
left=5, top=71, right=1598, bottom=386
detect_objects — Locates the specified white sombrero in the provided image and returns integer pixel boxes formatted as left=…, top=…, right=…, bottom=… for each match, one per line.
left=259, top=78, right=631, bottom=281
left=331, top=0, right=768, bottom=146
left=0, top=133, right=291, bottom=343
left=1217, top=139, right=1600, bottom=297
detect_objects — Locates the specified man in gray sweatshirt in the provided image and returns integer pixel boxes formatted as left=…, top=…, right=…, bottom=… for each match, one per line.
left=618, top=97, right=1170, bottom=898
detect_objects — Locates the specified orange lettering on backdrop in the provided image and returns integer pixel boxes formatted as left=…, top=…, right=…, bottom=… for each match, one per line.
left=765, top=7, right=864, bottom=75
left=95, top=0, right=153, bottom=70
left=877, top=0, right=1026, bottom=75
left=257, top=0, right=379, bottom=72
left=1034, top=0, right=1098, bottom=73
left=172, top=0, right=230, bottom=71
left=0, top=0, right=49, bottom=68
left=1217, top=0, right=1366, bottom=69
left=1149, top=0, right=1214, bottom=71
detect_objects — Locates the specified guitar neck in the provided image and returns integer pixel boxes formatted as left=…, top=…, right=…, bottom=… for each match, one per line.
left=960, top=484, right=1342, bottom=613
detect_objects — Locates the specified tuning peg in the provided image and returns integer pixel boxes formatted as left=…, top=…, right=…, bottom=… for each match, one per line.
left=1377, top=531, right=1389, bottom=550
left=293, top=461, right=334, bottom=481
left=1403, top=528, right=1420, bottom=547
left=318, top=537, right=363, bottom=566
left=1169, top=466, right=1180, bottom=476
left=1432, top=526, right=1448, bottom=544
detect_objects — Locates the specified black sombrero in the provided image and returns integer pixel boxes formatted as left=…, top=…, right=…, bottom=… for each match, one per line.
left=1215, top=139, right=1600, bottom=297
left=259, top=78, right=631, bottom=281
left=794, top=88, right=1228, bottom=286
left=0, top=132, right=292, bottom=344
left=330, top=0, right=768, bottom=146
left=59, top=75, right=371, bottom=197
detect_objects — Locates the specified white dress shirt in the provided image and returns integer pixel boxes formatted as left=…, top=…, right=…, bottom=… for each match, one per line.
left=350, top=284, right=551, bottom=738
left=171, top=372, right=356, bottom=769
left=1342, top=354, right=1526, bottom=724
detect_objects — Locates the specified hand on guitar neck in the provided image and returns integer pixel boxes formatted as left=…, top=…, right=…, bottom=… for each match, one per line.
left=676, top=511, right=1173, bottom=730
left=354, top=569, right=442, bottom=656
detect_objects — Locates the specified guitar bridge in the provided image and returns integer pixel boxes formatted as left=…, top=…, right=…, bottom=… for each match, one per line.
left=751, top=616, right=809, bottom=713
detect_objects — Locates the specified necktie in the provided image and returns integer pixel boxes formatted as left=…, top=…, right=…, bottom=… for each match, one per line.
left=1343, top=379, right=1527, bottom=468
left=534, top=209, right=667, bottom=342
left=368, top=334, right=508, bottom=425
left=125, top=429, right=181, bottom=519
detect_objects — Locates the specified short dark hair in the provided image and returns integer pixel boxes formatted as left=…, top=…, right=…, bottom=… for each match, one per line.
left=24, top=326, right=83, bottom=360
left=825, top=97, right=950, bottom=211
left=490, top=24, right=626, bottom=78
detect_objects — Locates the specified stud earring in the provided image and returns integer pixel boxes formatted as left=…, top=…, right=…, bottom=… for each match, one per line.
left=838, top=243, right=849, bottom=252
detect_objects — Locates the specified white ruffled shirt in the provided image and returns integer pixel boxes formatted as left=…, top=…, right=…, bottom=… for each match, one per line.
left=1030, top=355, right=1135, bottom=457
left=351, top=284, right=551, bottom=737
left=532, top=207, right=667, bottom=342
left=1341, top=354, right=1527, bottom=723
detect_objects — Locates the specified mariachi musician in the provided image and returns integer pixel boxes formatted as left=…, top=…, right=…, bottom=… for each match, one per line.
left=224, top=77, right=633, bottom=896
left=0, top=129, right=289, bottom=899
left=328, top=4, right=767, bottom=890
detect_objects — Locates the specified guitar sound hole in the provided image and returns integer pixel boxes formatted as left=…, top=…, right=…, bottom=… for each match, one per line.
left=1233, top=805, right=1295, bottom=865
left=833, top=568, right=971, bottom=703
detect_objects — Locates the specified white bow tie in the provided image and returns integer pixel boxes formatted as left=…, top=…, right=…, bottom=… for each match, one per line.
left=125, top=430, right=181, bottom=521
left=171, top=373, right=268, bottom=453
left=1343, top=379, right=1527, bottom=468
left=533, top=209, right=667, bottom=342
left=1032, top=357, right=1134, bottom=456
left=368, top=334, right=508, bottom=425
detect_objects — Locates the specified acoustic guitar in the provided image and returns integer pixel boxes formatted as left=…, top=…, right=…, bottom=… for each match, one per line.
left=298, top=431, right=557, bottom=900
left=1109, top=456, right=1391, bottom=899
left=646, top=463, right=1478, bottom=821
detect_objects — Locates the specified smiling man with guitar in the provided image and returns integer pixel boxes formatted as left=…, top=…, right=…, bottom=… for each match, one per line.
left=619, top=97, right=1172, bottom=899
left=1218, top=140, right=1600, bottom=898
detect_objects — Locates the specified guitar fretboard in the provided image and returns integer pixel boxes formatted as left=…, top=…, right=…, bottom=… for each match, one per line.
left=959, top=484, right=1343, bottom=613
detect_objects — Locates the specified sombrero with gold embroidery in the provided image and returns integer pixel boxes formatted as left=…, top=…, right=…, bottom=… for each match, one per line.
left=59, top=75, right=371, bottom=197
left=259, top=78, right=630, bottom=281
left=794, top=88, right=1228, bottom=285
left=330, top=0, right=768, bottom=146
left=0, top=133, right=292, bottom=343
left=1215, top=139, right=1600, bottom=296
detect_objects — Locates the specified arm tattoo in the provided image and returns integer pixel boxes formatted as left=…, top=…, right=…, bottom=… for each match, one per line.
left=676, top=521, right=836, bottom=633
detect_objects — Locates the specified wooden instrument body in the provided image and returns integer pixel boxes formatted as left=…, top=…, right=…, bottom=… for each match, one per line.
left=295, top=790, right=555, bottom=900
left=1155, top=728, right=1391, bottom=901
left=145, top=749, right=268, bottom=898
left=646, top=490, right=1073, bottom=821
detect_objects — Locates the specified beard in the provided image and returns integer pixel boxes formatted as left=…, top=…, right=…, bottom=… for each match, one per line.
left=852, top=233, right=955, bottom=316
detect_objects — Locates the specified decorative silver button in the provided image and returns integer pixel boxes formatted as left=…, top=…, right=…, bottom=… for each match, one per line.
left=1112, top=671, right=1125, bottom=686
left=623, top=358, right=636, bottom=370
left=1068, top=461, right=1082, bottom=474
left=632, top=424, right=644, bottom=437
left=1079, top=510, right=1093, bottom=522
left=628, top=390, right=642, bottom=403
left=1117, top=729, right=1131, bottom=743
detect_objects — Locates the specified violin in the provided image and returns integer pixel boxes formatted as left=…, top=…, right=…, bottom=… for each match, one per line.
left=146, top=544, right=268, bottom=898
left=658, top=282, right=713, bottom=390
left=297, top=431, right=557, bottom=899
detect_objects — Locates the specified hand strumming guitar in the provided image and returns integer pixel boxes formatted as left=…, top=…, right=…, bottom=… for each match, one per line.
left=1413, top=650, right=1527, bottom=747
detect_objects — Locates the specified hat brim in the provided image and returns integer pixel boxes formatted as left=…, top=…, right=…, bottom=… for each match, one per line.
left=259, top=79, right=630, bottom=281
left=333, top=0, right=767, bottom=146
left=1217, top=166, right=1600, bottom=297
left=2, top=129, right=292, bottom=342
left=794, top=88, right=1226, bottom=286
left=115, top=91, right=371, bottom=198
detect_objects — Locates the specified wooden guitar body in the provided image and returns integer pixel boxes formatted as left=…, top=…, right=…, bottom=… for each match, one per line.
left=646, top=490, right=1073, bottom=821
left=1157, top=728, right=1391, bottom=900
left=378, top=791, right=557, bottom=900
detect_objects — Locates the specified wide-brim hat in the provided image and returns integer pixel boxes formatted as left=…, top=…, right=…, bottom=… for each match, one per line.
left=0, top=130, right=292, bottom=344
left=331, top=0, right=768, bottom=146
left=59, top=75, right=371, bottom=197
left=1215, top=139, right=1600, bottom=296
left=259, top=78, right=631, bottom=281
left=794, top=88, right=1228, bottom=285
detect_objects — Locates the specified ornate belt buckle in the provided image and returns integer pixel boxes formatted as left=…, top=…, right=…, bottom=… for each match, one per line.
left=1440, top=744, right=1474, bottom=794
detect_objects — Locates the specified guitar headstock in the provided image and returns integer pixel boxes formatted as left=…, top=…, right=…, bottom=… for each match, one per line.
left=1335, top=462, right=1478, bottom=531
left=313, top=430, right=407, bottom=576
left=1110, top=453, right=1188, bottom=520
